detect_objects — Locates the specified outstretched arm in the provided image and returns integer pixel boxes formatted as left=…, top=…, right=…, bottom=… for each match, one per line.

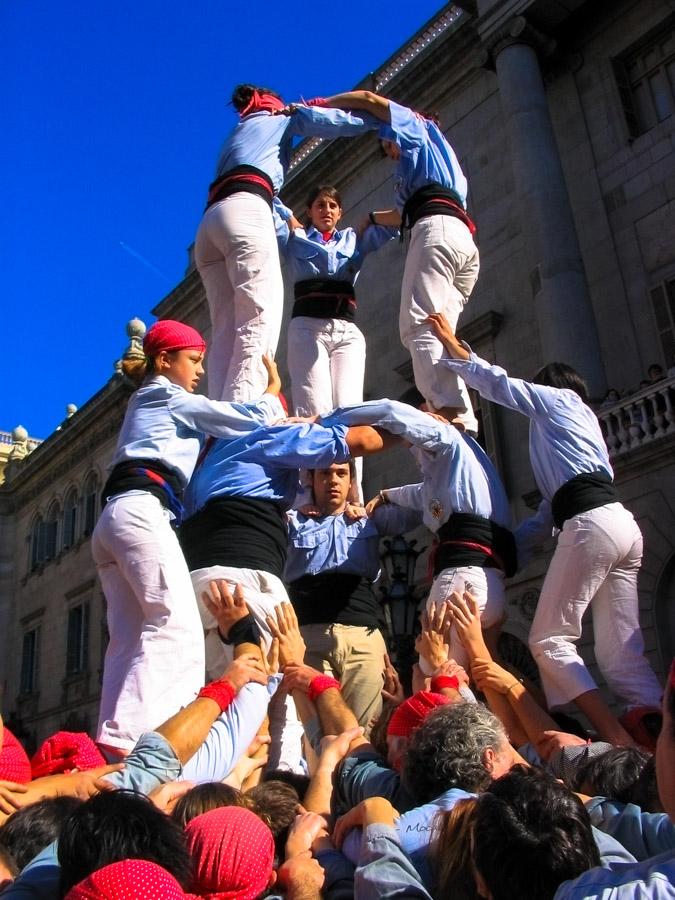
left=345, top=425, right=402, bottom=456
left=318, top=90, right=392, bottom=123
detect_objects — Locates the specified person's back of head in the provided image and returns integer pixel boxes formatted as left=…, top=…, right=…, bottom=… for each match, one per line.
left=58, top=790, right=191, bottom=895
left=532, top=362, right=589, bottom=404
left=574, top=746, right=660, bottom=811
left=171, top=782, right=251, bottom=828
left=0, top=796, right=81, bottom=872
left=431, top=797, right=480, bottom=900
left=247, top=779, right=300, bottom=862
left=472, top=766, right=600, bottom=900
left=402, top=702, right=510, bottom=805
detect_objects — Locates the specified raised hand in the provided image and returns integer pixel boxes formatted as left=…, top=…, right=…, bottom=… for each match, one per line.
left=202, top=580, right=250, bottom=641
left=283, top=663, right=326, bottom=695
left=263, top=354, right=282, bottom=395
left=415, top=602, right=450, bottom=672
left=221, top=654, right=268, bottom=692
left=266, top=603, right=306, bottom=668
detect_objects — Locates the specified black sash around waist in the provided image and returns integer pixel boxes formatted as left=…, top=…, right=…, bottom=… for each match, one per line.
left=179, top=496, right=288, bottom=579
left=102, top=460, right=184, bottom=522
left=292, top=279, right=356, bottom=322
left=206, top=164, right=274, bottom=211
left=433, top=512, right=518, bottom=578
left=287, top=572, right=384, bottom=629
left=551, top=471, right=618, bottom=530
left=401, top=182, right=476, bottom=235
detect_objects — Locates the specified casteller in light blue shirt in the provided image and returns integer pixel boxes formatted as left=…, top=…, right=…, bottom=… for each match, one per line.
left=111, top=376, right=283, bottom=488
left=285, top=502, right=421, bottom=584
left=378, top=100, right=468, bottom=210
left=322, top=399, right=512, bottom=533
left=214, top=107, right=380, bottom=194
left=184, top=421, right=351, bottom=517
left=276, top=220, right=397, bottom=287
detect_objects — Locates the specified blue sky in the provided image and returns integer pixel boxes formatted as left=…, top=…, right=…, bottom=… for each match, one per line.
left=2, top=0, right=446, bottom=439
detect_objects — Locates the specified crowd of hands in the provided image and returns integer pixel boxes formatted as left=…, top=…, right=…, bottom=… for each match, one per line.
left=0, top=572, right=595, bottom=895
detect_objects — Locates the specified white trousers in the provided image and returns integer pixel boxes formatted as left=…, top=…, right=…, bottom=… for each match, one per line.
left=195, top=192, right=284, bottom=402
left=92, top=493, right=205, bottom=753
left=190, top=565, right=305, bottom=773
left=528, top=503, right=663, bottom=711
left=427, top=565, right=506, bottom=669
left=400, top=215, right=479, bottom=430
left=287, top=315, right=365, bottom=491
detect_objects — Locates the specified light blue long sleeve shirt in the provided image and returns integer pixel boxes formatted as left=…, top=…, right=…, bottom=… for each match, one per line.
left=285, top=503, right=421, bottom=583
left=277, top=223, right=397, bottom=286
left=214, top=107, right=379, bottom=192
left=322, top=399, right=512, bottom=533
left=111, top=377, right=283, bottom=487
left=184, top=421, right=350, bottom=517
left=379, top=100, right=468, bottom=211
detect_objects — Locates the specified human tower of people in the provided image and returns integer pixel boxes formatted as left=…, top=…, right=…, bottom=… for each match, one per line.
left=0, top=83, right=673, bottom=899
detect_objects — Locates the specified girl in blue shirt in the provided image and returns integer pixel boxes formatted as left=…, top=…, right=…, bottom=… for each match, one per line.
left=93, top=319, right=283, bottom=757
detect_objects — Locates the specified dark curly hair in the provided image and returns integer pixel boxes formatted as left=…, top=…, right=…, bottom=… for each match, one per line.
left=171, top=782, right=253, bottom=828
left=473, top=766, right=600, bottom=900
left=574, top=747, right=659, bottom=812
left=230, top=84, right=283, bottom=112
left=401, top=702, right=509, bottom=805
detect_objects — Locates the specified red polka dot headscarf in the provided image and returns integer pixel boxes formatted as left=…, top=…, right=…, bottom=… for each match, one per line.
left=184, top=807, right=275, bottom=900
left=64, top=860, right=199, bottom=899
left=31, top=731, right=106, bottom=779
left=0, top=727, right=32, bottom=784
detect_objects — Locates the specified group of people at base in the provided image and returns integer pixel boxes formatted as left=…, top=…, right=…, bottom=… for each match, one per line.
left=0, top=81, right=671, bottom=898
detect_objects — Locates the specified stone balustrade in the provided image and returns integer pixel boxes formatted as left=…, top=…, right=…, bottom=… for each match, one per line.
left=598, top=374, right=675, bottom=458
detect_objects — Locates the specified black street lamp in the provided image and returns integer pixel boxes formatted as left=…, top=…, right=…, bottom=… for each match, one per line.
left=380, top=535, right=424, bottom=689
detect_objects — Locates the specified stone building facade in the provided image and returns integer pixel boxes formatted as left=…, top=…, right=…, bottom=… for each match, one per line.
left=2, top=0, right=674, bottom=745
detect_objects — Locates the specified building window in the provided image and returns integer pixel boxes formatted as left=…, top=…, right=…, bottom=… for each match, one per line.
left=66, top=603, right=89, bottom=676
left=650, top=277, right=675, bottom=365
left=82, top=474, right=98, bottom=536
left=615, top=16, right=675, bottom=137
left=20, top=628, right=39, bottom=694
left=63, top=489, right=78, bottom=549
left=44, top=502, right=60, bottom=561
left=29, top=516, right=43, bottom=572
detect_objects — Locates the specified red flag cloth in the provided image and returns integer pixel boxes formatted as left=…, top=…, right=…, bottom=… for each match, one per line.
left=184, top=807, right=274, bottom=900
left=0, top=727, right=32, bottom=784
left=31, top=731, right=106, bottom=779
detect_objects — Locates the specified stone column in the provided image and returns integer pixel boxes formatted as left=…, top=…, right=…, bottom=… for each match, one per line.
left=489, top=17, right=606, bottom=396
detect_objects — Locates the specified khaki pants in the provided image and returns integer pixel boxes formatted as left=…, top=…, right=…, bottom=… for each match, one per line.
left=301, top=623, right=387, bottom=732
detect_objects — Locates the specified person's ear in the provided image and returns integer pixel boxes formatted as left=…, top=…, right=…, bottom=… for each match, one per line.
left=267, top=870, right=277, bottom=888
left=482, top=747, right=495, bottom=775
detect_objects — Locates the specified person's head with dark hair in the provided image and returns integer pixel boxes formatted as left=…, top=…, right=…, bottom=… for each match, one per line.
left=58, top=790, right=191, bottom=896
left=574, top=746, right=659, bottom=810
left=532, top=362, right=589, bottom=404
left=431, top=797, right=479, bottom=899
left=184, top=807, right=276, bottom=897
left=261, top=768, right=310, bottom=801
left=656, top=659, right=675, bottom=821
left=647, top=363, right=664, bottom=383
left=472, top=766, right=600, bottom=900
left=247, top=779, right=300, bottom=863
left=171, top=782, right=252, bottom=828
left=0, top=796, right=81, bottom=871
left=310, top=461, right=357, bottom=514
left=305, top=185, right=343, bottom=235
left=401, top=702, right=512, bottom=805
left=230, top=84, right=283, bottom=115
left=369, top=700, right=401, bottom=759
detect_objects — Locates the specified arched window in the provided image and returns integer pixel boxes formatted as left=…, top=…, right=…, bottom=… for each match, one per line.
left=62, top=488, right=79, bottom=549
left=82, top=473, right=99, bottom=537
left=29, top=515, right=43, bottom=572
left=44, top=501, right=60, bottom=561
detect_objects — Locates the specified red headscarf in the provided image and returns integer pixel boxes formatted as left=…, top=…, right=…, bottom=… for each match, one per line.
left=239, top=90, right=285, bottom=117
left=387, top=691, right=450, bottom=738
left=0, top=727, right=32, bottom=784
left=64, top=860, right=199, bottom=899
left=31, top=731, right=106, bottom=779
left=184, top=807, right=274, bottom=900
left=143, top=320, right=206, bottom=358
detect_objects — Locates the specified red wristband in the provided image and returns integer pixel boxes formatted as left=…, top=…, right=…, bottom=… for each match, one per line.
left=307, top=675, right=341, bottom=703
left=304, top=96, right=329, bottom=107
left=431, top=675, right=460, bottom=693
left=197, top=679, right=236, bottom=712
